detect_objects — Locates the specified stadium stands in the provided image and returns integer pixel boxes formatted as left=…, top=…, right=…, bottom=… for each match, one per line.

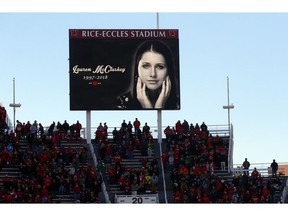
left=0, top=105, right=287, bottom=203
left=0, top=116, right=102, bottom=203
left=163, top=120, right=286, bottom=203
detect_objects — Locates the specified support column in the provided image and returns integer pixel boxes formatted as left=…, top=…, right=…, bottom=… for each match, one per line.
left=86, top=110, right=91, bottom=144
left=157, top=109, right=168, bottom=203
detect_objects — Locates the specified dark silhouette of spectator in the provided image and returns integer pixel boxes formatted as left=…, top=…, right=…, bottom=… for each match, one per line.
left=127, top=121, right=133, bottom=136
left=200, top=122, right=208, bottom=133
left=270, top=159, right=278, bottom=177
left=15, top=120, right=23, bottom=139
left=142, top=122, right=150, bottom=135
left=69, top=124, right=75, bottom=138
left=75, top=120, right=82, bottom=138
left=164, top=125, right=172, bottom=140
left=103, top=122, right=108, bottom=137
left=242, top=158, right=250, bottom=176
left=121, top=120, right=127, bottom=130
left=56, top=121, right=62, bottom=132
left=182, top=119, right=189, bottom=133
left=38, top=123, right=44, bottom=137
left=62, top=120, right=70, bottom=136
left=24, top=121, right=31, bottom=138
left=112, top=127, right=118, bottom=143
left=48, top=121, right=55, bottom=136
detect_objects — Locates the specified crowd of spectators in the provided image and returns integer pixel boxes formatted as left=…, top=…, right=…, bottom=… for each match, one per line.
left=0, top=112, right=102, bottom=203
left=0, top=105, right=286, bottom=203
left=163, top=120, right=284, bottom=203
left=94, top=119, right=160, bottom=195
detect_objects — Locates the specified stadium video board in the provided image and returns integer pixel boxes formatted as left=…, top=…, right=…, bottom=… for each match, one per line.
left=69, top=29, right=180, bottom=110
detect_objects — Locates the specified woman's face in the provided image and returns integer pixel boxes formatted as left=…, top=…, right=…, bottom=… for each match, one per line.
left=138, top=51, right=168, bottom=91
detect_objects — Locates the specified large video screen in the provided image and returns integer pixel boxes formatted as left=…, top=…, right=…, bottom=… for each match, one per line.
left=69, top=29, right=180, bottom=110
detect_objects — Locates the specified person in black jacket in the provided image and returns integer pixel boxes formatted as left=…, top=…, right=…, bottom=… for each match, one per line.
left=270, top=159, right=278, bottom=177
left=242, top=158, right=250, bottom=176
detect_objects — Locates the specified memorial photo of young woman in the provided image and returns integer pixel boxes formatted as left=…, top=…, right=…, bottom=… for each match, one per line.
left=116, top=40, right=180, bottom=110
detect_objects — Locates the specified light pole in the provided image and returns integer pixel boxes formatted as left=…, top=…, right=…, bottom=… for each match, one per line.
left=9, top=78, right=21, bottom=132
left=223, top=76, right=234, bottom=136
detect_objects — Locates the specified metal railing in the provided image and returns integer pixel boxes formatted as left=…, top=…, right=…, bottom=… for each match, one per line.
left=232, top=163, right=288, bottom=177
left=281, top=179, right=288, bottom=203
left=82, top=124, right=230, bottom=140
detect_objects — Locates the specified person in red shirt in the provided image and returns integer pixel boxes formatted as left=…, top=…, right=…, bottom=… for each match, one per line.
left=261, top=186, right=270, bottom=202
left=251, top=192, right=260, bottom=203
left=141, top=157, right=148, bottom=169
left=199, top=162, right=208, bottom=175
left=161, top=151, right=168, bottom=171
left=95, top=123, right=106, bottom=142
left=179, top=165, right=189, bottom=177
left=118, top=174, right=126, bottom=191
left=41, top=185, right=49, bottom=203
left=257, top=173, right=263, bottom=184
left=175, top=120, right=182, bottom=134
left=43, top=174, right=52, bottom=189
left=123, top=178, right=131, bottom=195
left=73, top=182, right=81, bottom=202
left=194, top=123, right=201, bottom=135
left=193, top=163, right=201, bottom=176
left=251, top=167, right=259, bottom=179
left=216, top=179, right=224, bottom=197
left=113, top=153, right=122, bottom=166
left=202, top=192, right=211, bottom=203
left=133, top=136, right=141, bottom=150
left=242, top=189, right=251, bottom=203
left=52, top=130, right=62, bottom=147
left=173, top=190, right=183, bottom=203
left=108, top=165, right=116, bottom=184
left=222, top=191, right=230, bottom=203
left=105, top=144, right=113, bottom=157
left=3, top=192, right=14, bottom=203
left=88, top=166, right=97, bottom=180
left=133, top=118, right=141, bottom=135
left=164, top=126, right=172, bottom=140
left=206, top=134, right=214, bottom=151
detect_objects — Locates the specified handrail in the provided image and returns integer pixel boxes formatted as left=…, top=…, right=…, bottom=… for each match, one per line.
left=83, top=124, right=230, bottom=139
left=231, top=167, right=285, bottom=177
left=281, top=178, right=288, bottom=203
left=86, top=141, right=111, bottom=203
left=233, top=162, right=288, bottom=169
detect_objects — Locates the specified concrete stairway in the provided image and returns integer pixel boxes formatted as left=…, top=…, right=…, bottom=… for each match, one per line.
left=51, top=139, right=91, bottom=203
left=106, top=148, right=155, bottom=196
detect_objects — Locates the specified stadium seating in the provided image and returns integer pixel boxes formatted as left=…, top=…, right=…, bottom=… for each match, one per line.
left=0, top=109, right=287, bottom=203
